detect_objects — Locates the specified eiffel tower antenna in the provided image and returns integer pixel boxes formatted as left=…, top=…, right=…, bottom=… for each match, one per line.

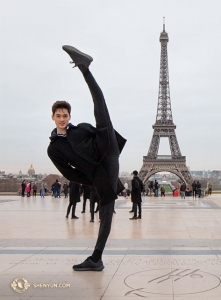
left=139, top=21, right=193, bottom=185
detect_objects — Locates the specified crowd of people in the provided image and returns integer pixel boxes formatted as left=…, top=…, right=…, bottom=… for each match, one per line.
left=173, top=180, right=213, bottom=198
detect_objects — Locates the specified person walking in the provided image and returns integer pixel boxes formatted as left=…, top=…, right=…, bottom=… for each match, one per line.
left=196, top=181, right=201, bottom=198
left=40, top=181, right=46, bottom=198
left=192, top=181, right=197, bottom=198
left=21, top=180, right=26, bottom=197
left=81, top=184, right=91, bottom=213
left=53, top=179, right=61, bottom=198
left=129, top=170, right=143, bottom=220
left=180, top=182, right=186, bottom=199
left=208, top=182, right=213, bottom=195
left=47, top=45, right=126, bottom=271
left=32, top=182, right=37, bottom=197
left=154, top=180, right=159, bottom=197
left=66, top=181, right=81, bottom=219
left=26, top=182, right=31, bottom=197
left=63, top=182, right=69, bottom=198
left=160, top=185, right=165, bottom=197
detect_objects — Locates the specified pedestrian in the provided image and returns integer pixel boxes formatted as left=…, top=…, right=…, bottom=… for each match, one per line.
left=66, top=181, right=81, bottom=219
left=208, top=182, right=212, bottom=195
left=53, top=179, right=61, bottom=198
left=149, top=181, right=154, bottom=196
left=129, top=170, right=143, bottom=220
left=196, top=181, right=201, bottom=198
left=63, top=182, right=69, bottom=198
left=192, top=180, right=197, bottom=198
left=124, top=182, right=128, bottom=198
left=160, top=185, right=165, bottom=197
left=154, top=180, right=159, bottom=197
left=21, top=180, right=26, bottom=197
left=26, top=182, right=31, bottom=197
left=32, top=182, right=37, bottom=197
left=81, top=184, right=91, bottom=213
left=40, top=181, right=46, bottom=198
left=47, top=45, right=126, bottom=271
left=141, top=187, right=146, bottom=197
left=180, top=182, right=186, bottom=199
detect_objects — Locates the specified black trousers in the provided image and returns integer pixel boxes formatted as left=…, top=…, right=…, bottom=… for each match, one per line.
left=90, top=202, right=95, bottom=221
left=83, top=71, right=119, bottom=253
left=132, top=202, right=141, bottom=218
left=67, top=202, right=76, bottom=218
left=33, top=190, right=37, bottom=197
left=82, top=197, right=89, bottom=212
left=193, top=189, right=197, bottom=197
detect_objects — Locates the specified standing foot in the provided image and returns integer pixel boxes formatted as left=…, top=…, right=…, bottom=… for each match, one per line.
left=73, top=257, right=104, bottom=271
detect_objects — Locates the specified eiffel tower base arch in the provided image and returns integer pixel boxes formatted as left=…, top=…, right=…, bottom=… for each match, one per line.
left=139, top=157, right=193, bottom=186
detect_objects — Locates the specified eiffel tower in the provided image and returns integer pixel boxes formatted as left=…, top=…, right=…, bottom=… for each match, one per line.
left=139, top=20, right=193, bottom=185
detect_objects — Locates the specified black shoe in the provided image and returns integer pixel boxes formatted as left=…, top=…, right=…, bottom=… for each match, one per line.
left=94, top=210, right=99, bottom=213
left=65, top=215, right=68, bottom=218
left=73, top=257, right=104, bottom=271
left=71, top=216, right=79, bottom=219
left=129, top=210, right=134, bottom=213
left=129, top=216, right=137, bottom=220
left=113, top=210, right=116, bottom=214
left=62, top=45, right=93, bottom=68
left=81, top=211, right=85, bottom=213
left=90, top=220, right=94, bottom=222
left=137, top=216, right=141, bottom=219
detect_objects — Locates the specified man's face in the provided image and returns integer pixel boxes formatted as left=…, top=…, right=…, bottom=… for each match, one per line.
left=52, top=108, right=71, bottom=130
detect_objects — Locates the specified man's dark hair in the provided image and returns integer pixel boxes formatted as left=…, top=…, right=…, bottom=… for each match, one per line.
left=52, top=101, right=71, bottom=115
left=133, top=170, right=138, bottom=176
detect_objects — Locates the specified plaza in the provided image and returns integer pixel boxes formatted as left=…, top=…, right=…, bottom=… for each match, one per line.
left=1, top=194, right=221, bottom=299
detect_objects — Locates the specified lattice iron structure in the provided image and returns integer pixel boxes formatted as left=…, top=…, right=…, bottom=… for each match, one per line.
left=139, top=20, right=193, bottom=186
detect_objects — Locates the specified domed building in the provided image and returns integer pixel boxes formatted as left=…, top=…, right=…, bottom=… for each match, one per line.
left=27, top=164, right=35, bottom=177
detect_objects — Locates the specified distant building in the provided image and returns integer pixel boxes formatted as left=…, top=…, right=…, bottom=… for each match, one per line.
left=27, top=164, right=35, bottom=177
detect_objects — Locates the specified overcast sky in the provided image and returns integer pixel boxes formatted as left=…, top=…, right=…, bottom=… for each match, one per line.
left=1, top=0, right=221, bottom=175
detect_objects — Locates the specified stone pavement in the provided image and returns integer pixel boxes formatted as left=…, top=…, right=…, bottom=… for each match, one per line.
left=1, top=194, right=221, bottom=299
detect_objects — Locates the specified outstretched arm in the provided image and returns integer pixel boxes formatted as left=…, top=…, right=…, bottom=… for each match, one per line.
left=48, top=150, right=92, bottom=186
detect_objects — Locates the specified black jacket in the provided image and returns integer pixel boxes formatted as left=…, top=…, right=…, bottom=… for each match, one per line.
left=131, top=176, right=143, bottom=203
left=48, top=123, right=126, bottom=206
left=69, top=182, right=81, bottom=203
left=81, top=184, right=91, bottom=200
left=180, top=183, right=186, bottom=191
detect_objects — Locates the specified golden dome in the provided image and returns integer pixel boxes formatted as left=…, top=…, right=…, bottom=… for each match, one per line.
left=28, top=164, right=34, bottom=170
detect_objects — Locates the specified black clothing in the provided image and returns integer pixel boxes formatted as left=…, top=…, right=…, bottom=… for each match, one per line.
left=192, top=181, right=197, bottom=190
left=196, top=182, right=201, bottom=189
left=81, top=184, right=91, bottom=211
left=66, top=182, right=81, bottom=218
left=63, top=183, right=69, bottom=198
left=48, top=69, right=126, bottom=256
left=48, top=72, right=126, bottom=207
left=53, top=181, right=61, bottom=189
left=131, top=176, right=143, bottom=203
left=180, top=183, right=186, bottom=191
left=21, top=182, right=26, bottom=197
left=192, top=181, right=197, bottom=198
left=131, top=176, right=143, bottom=218
left=69, top=182, right=81, bottom=203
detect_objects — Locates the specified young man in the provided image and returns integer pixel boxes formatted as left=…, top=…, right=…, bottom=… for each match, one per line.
left=129, top=170, right=143, bottom=220
left=48, top=45, right=126, bottom=271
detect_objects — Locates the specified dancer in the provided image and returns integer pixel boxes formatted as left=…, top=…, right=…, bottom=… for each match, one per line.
left=48, top=45, right=126, bottom=271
